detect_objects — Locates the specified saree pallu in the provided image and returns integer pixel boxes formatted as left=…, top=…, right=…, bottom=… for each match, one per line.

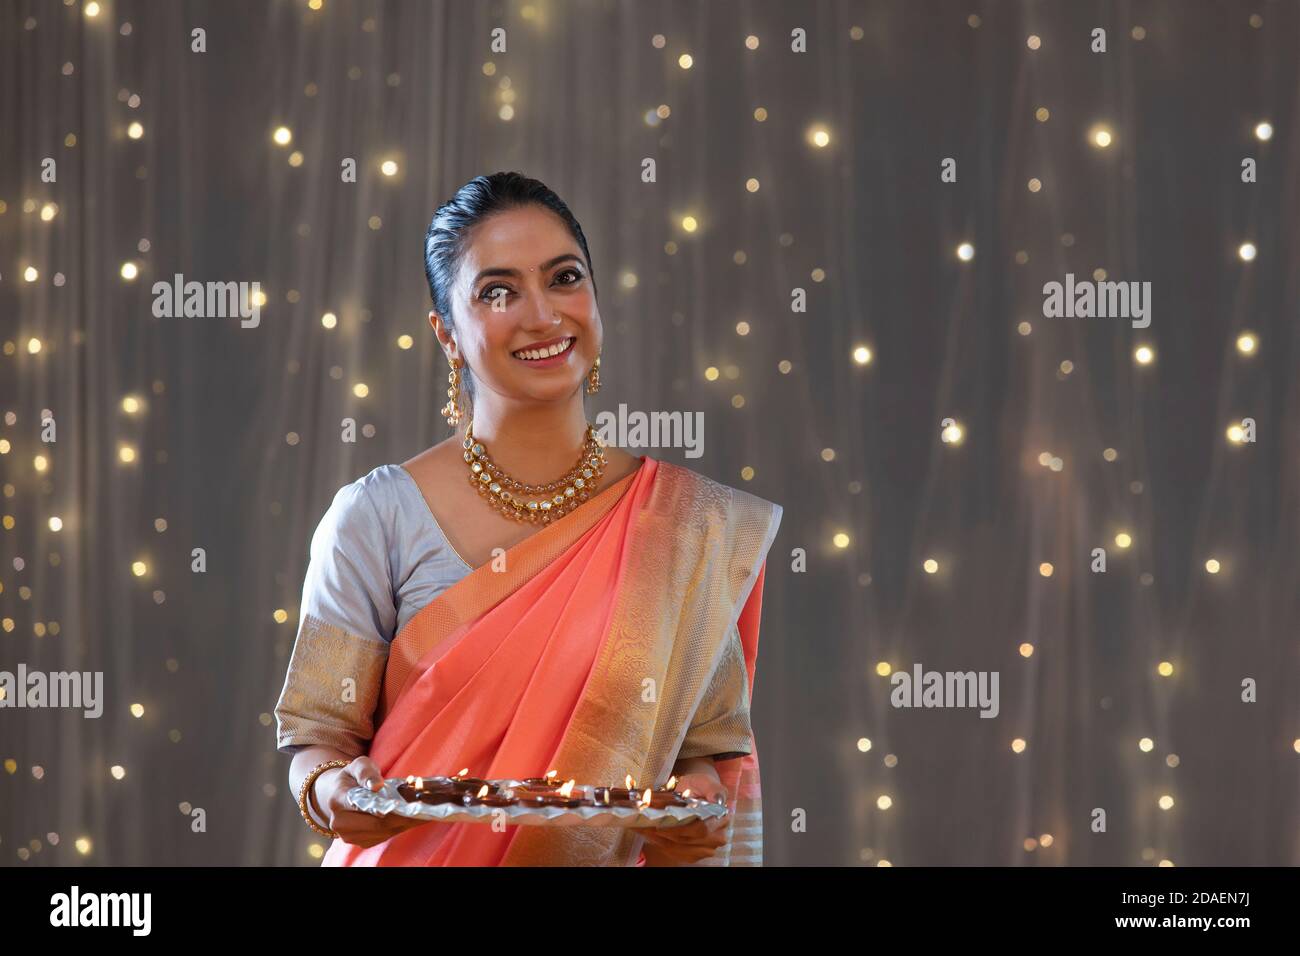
left=323, top=455, right=782, bottom=866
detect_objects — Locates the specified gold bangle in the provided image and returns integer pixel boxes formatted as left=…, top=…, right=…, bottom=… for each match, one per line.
left=298, top=759, right=350, bottom=838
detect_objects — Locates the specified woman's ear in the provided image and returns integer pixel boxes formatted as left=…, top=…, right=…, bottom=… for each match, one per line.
left=429, top=310, right=457, bottom=361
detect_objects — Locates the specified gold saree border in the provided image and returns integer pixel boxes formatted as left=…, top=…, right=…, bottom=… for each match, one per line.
left=376, top=459, right=649, bottom=724
left=500, top=461, right=782, bottom=866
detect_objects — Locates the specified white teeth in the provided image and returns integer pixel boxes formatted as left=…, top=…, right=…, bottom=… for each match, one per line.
left=514, top=336, right=574, bottom=361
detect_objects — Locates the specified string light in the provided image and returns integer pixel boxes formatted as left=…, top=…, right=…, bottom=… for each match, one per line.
left=807, top=125, right=831, bottom=148
left=2, top=11, right=1275, bottom=872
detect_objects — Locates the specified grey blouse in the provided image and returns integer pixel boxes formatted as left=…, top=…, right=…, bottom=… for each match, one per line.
left=275, top=463, right=754, bottom=762
left=301, top=464, right=472, bottom=644
left=277, top=465, right=471, bottom=754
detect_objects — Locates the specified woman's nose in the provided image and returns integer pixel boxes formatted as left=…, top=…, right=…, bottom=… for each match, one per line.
left=519, top=287, right=562, bottom=328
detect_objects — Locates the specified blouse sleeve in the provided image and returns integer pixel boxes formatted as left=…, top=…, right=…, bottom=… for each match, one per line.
left=677, top=620, right=754, bottom=761
left=274, top=480, right=396, bottom=757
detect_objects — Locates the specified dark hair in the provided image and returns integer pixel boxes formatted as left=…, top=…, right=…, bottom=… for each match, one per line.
left=423, top=171, right=597, bottom=409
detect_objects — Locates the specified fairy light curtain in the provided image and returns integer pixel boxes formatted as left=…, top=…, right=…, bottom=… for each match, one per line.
left=1, top=0, right=1296, bottom=865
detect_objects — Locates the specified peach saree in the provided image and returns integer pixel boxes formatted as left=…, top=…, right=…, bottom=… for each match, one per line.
left=322, top=455, right=781, bottom=866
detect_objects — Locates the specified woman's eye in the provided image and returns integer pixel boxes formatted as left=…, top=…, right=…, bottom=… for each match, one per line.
left=480, top=285, right=511, bottom=304
left=555, top=268, right=582, bottom=286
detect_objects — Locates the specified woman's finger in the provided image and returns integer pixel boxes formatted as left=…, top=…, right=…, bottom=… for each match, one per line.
left=330, top=808, right=427, bottom=843
left=348, top=756, right=386, bottom=791
left=642, top=823, right=725, bottom=847
left=644, top=841, right=715, bottom=864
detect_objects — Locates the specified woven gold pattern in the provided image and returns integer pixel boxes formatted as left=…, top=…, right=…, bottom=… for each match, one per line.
left=275, top=613, right=390, bottom=756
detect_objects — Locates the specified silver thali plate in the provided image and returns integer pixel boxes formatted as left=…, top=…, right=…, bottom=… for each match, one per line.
left=348, top=779, right=728, bottom=829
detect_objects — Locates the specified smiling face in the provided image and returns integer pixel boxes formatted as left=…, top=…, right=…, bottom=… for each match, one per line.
left=432, top=203, right=600, bottom=411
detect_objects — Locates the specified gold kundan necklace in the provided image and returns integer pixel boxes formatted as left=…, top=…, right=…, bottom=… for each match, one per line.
left=463, top=418, right=607, bottom=523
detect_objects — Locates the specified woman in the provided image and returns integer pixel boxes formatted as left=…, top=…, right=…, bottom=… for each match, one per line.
left=274, top=171, right=782, bottom=866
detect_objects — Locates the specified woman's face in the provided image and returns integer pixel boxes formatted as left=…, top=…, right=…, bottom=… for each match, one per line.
left=433, top=204, right=600, bottom=410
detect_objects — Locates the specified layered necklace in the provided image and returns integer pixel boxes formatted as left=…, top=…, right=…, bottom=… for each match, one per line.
left=463, top=418, right=607, bottom=523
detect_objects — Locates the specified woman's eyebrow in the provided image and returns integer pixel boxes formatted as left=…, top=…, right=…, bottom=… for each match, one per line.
left=472, top=254, right=582, bottom=285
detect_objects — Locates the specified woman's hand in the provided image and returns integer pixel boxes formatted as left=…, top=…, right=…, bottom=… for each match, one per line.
left=639, top=766, right=729, bottom=865
left=314, top=755, right=430, bottom=848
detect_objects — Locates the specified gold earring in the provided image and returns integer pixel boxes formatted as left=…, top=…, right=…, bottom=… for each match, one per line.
left=442, top=357, right=463, bottom=427
left=585, top=352, right=601, bottom=394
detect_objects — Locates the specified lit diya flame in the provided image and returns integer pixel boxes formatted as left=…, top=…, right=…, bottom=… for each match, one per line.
left=476, top=784, right=489, bottom=799
left=640, top=788, right=652, bottom=806
left=666, top=775, right=677, bottom=790
left=682, top=789, right=692, bottom=798
left=413, top=776, right=425, bottom=790
left=625, top=773, right=635, bottom=789
left=559, top=779, right=576, bottom=797
left=545, top=770, right=558, bottom=783
left=454, top=767, right=470, bottom=778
